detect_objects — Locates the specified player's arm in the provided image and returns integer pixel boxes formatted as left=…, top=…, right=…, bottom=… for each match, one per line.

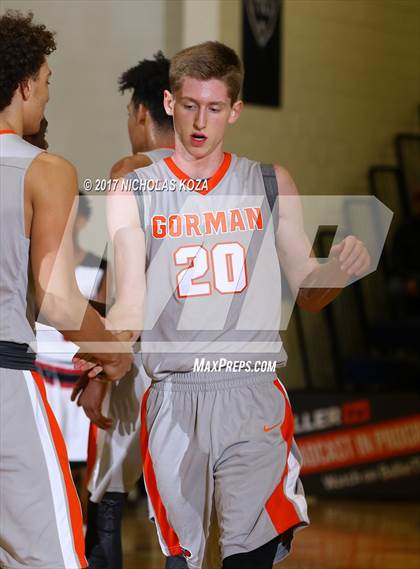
left=274, top=165, right=370, bottom=313
left=27, top=153, right=132, bottom=379
left=110, top=154, right=152, bottom=179
left=84, top=155, right=151, bottom=313
left=101, top=154, right=152, bottom=330
left=106, top=177, right=145, bottom=339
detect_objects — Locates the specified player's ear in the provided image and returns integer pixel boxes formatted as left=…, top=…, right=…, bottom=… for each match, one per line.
left=163, top=90, right=174, bottom=116
left=19, top=78, right=32, bottom=102
left=228, top=99, right=243, bottom=124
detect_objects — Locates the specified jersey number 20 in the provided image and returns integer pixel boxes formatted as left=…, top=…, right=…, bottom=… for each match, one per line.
left=174, top=243, right=247, bottom=298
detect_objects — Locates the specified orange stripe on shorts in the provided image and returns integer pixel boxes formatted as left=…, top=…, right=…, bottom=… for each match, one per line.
left=31, top=371, right=87, bottom=568
left=265, top=379, right=302, bottom=534
left=140, top=387, right=182, bottom=556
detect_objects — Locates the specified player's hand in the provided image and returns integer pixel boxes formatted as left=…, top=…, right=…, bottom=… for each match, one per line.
left=111, top=362, right=140, bottom=434
left=71, top=373, right=89, bottom=402
left=73, top=350, right=133, bottom=381
left=330, top=236, right=370, bottom=277
left=101, top=352, right=133, bottom=381
left=76, top=378, right=113, bottom=430
left=72, top=352, right=103, bottom=377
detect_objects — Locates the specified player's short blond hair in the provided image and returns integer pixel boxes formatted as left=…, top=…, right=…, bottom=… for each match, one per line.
left=170, top=41, right=244, bottom=104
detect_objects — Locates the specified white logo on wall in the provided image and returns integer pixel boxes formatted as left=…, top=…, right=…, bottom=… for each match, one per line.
left=245, top=0, right=280, bottom=48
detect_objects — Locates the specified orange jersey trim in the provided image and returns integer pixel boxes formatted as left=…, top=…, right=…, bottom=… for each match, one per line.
left=0, top=129, right=16, bottom=135
left=164, top=152, right=232, bottom=195
left=140, top=387, right=183, bottom=556
left=31, top=371, right=88, bottom=567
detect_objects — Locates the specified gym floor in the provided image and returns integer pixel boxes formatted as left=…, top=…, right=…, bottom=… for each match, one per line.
left=122, top=497, right=420, bottom=569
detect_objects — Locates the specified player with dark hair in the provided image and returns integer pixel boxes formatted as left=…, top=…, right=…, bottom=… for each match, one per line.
left=110, top=51, right=175, bottom=180
left=103, top=41, right=370, bottom=569
left=79, top=52, right=185, bottom=569
left=0, top=11, right=132, bottom=568
left=118, top=51, right=173, bottom=155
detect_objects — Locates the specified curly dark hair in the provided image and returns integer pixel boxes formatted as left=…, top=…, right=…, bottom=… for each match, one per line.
left=0, top=10, right=56, bottom=111
left=118, top=51, right=173, bottom=131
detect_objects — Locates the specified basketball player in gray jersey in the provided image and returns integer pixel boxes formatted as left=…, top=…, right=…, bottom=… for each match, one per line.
left=81, top=53, right=186, bottom=569
left=106, top=42, right=370, bottom=568
left=0, top=11, right=132, bottom=568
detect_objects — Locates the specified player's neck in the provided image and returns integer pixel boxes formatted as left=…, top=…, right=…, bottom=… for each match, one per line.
left=0, top=100, right=23, bottom=135
left=152, top=133, right=174, bottom=151
left=171, top=143, right=225, bottom=180
left=145, top=125, right=174, bottom=152
left=0, top=115, right=21, bottom=135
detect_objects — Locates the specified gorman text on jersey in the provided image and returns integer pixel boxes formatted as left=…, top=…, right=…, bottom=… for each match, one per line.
left=152, top=207, right=263, bottom=239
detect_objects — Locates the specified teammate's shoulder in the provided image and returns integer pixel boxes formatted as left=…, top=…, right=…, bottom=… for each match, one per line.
left=32, top=152, right=77, bottom=177
left=27, top=153, right=78, bottom=201
left=111, top=154, right=152, bottom=179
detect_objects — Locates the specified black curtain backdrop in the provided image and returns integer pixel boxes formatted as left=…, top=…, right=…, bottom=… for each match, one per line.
left=242, top=0, right=282, bottom=107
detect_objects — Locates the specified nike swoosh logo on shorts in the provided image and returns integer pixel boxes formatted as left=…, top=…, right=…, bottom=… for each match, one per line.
left=263, top=421, right=282, bottom=432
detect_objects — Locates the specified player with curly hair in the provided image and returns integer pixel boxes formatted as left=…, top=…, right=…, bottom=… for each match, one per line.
left=117, top=51, right=174, bottom=158
left=0, top=10, right=132, bottom=568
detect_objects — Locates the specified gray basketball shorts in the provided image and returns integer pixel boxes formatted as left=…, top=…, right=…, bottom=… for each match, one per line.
left=140, top=371, right=309, bottom=569
left=87, top=352, right=151, bottom=503
left=0, top=368, right=87, bottom=568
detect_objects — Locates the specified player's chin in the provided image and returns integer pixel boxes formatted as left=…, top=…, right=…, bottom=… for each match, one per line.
left=187, top=142, right=213, bottom=160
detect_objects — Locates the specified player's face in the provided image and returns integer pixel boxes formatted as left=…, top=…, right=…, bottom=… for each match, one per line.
left=22, top=61, right=51, bottom=136
left=164, top=77, right=242, bottom=159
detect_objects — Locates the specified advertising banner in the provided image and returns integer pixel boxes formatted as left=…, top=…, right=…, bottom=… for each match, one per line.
left=290, top=392, right=420, bottom=498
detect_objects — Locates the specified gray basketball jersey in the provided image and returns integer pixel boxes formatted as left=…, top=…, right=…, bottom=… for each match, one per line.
left=130, top=152, right=286, bottom=381
left=140, top=148, right=173, bottom=163
left=0, top=132, right=43, bottom=345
